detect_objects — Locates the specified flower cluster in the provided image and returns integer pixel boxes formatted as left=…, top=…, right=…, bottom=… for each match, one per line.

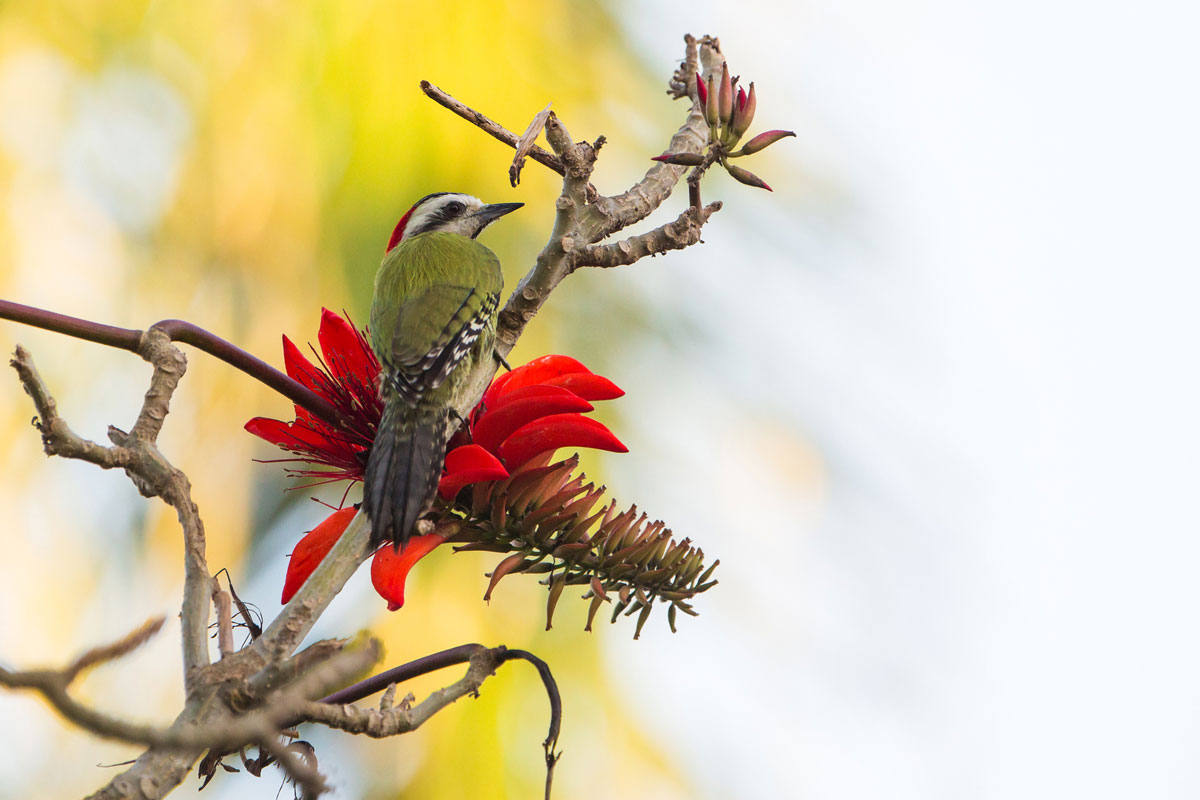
left=245, top=308, right=381, bottom=486
left=250, top=312, right=651, bottom=615
left=653, top=61, right=794, bottom=191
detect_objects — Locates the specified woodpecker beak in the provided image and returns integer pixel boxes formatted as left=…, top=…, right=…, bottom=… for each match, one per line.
left=474, top=202, right=524, bottom=225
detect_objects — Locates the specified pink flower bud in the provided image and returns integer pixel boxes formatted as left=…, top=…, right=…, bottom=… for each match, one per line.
left=695, top=73, right=707, bottom=106
left=731, top=82, right=757, bottom=139
left=704, top=76, right=719, bottom=127
left=737, top=129, right=795, bottom=155
left=718, top=62, right=733, bottom=125
left=725, top=163, right=773, bottom=191
left=651, top=152, right=706, bottom=166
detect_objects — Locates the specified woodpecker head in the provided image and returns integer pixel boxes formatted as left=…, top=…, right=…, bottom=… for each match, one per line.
left=386, top=193, right=523, bottom=253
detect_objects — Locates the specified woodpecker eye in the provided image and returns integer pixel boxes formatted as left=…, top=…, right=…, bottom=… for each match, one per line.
left=444, top=200, right=466, bottom=216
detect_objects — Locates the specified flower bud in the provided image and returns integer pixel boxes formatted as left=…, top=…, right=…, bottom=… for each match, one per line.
left=695, top=73, right=707, bottom=106
left=704, top=75, right=719, bottom=127
left=718, top=62, right=733, bottom=125
left=651, top=152, right=706, bottom=166
left=726, top=84, right=746, bottom=144
left=731, top=82, right=757, bottom=139
left=725, top=163, right=773, bottom=191
left=735, top=129, right=795, bottom=156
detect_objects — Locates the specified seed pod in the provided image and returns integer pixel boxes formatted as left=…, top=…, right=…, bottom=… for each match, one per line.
left=484, top=553, right=532, bottom=602
left=585, top=593, right=606, bottom=631
left=545, top=573, right=567, bottom=630
left=633, top=603, right=653, bottom=640
left=695, top=558, right=720, bottom=586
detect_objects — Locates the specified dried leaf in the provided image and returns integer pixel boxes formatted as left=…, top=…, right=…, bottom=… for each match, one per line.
left=510, top=104, right=553, bottom=186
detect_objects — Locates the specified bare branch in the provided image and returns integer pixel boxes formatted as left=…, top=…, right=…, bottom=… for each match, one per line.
left=500, top=649, right=562, bottom=800
left=582, top=36, right=724, bottom=238
left=11, top=345, right=130, bottom=468
left=420, top=80, right=565, bottom=176
left=12, top=344, right=213, bottom=680
left=429, top=36, right=728, bottom=418
left=297, top=645, right=499, bottom=737
left=2, top=639, right=379, bottom=767
left=667, top=33, right=701, bottom=99
left=318, top=643, right=481, bottom=706
left=211, top=579, right=235, bottom=658
left=300, top=644, right=561, bottom=798
left=572, top=202, right=722, bottom=269
left=66, top=617, right=166, bottom=685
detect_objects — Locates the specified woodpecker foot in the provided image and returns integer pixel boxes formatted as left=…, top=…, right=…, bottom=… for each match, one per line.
left=493, top=350, right=512, bottom=371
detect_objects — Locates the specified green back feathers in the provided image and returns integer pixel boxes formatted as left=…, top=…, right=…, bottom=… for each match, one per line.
left=370, top=232, right=503, bottom=369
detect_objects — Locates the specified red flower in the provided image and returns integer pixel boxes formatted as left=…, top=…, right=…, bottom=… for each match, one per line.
left=255, top=316, right=629, bottom=612
left=245, top=308, right=382, bottom=486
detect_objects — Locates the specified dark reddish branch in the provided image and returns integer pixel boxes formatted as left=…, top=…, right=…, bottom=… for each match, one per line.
left=319, top=643, right=485, bottom=705
left=0, top=298, right=342, bottom=428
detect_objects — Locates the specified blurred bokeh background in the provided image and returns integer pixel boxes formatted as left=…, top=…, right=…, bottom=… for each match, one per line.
left=2, top=1, right=1198, bottom=798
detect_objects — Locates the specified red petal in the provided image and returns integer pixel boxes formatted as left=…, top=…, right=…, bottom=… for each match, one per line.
left=497, top=413, right=628, bottom=468
left=438, top=444, right=509, bottom=499
left=282, top=335, right=323, bottom=393
left=318, top=308, right=373, bottom=383
left=483, top=355, right=593, bottom=408
left=371, top=533, right=446, bottom=611
left=696, top=73, right=708, bottom=105
left=245, top=417, right=333, bottom=452
left=473, top=389, right=593, bottom=453
left=245, top=416, right=294, bottom=447
left=540, top=373, right=624, bottom=401
left=281, top=507, right=357, bottom=604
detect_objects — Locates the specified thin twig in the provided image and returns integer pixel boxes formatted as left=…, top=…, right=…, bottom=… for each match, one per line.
left=61, top=617, right=166, bottom=686
left=498, top=649, right=562, bottom=800
left=420, top=81, right=565, bottom=176
left=258, top=736, right=325, bottom=799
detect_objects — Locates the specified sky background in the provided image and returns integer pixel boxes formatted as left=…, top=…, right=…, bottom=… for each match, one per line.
left=1, top=0, right=1198, bottom=798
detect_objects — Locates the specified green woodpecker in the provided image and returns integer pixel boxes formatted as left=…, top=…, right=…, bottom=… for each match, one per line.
left=365, top=192, right=521, bottom=549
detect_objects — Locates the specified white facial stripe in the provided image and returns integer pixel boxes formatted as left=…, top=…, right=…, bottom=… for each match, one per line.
left=404, top=194, right=483, bottom=238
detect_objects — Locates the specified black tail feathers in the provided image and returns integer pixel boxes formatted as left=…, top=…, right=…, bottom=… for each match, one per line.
left=364, top=401, right=451, bottom=550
